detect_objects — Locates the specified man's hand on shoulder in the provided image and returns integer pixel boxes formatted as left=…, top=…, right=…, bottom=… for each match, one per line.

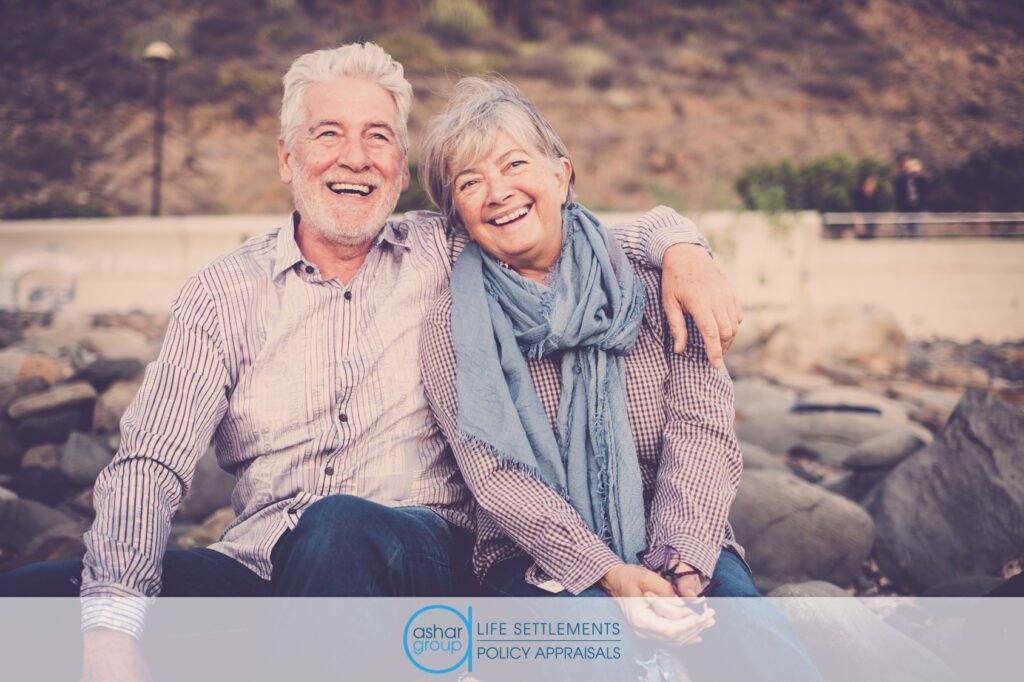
left=81, top=628, right=152, bottom=682
left=661, top=243, right=743, bottom=367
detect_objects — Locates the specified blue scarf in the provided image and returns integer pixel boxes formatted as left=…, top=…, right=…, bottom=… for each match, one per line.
left=450, top=203, right=647, bottom=562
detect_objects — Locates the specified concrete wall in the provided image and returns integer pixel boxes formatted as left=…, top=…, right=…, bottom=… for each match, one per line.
left=1, top=212, right=1021, bottom=342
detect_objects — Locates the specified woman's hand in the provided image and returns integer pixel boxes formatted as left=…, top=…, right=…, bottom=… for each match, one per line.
left=661, top=243, right=743, bottom=366
left=600, top=565, right=715, bottom=647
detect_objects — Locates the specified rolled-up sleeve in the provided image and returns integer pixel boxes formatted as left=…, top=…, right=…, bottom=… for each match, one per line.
left=643, top=314, right=742, bottom=579
left=81, top=275, right=231, bottom=638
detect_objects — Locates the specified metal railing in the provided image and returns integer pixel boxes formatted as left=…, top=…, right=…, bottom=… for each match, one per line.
left=821, top=212, right=1024, bottom=238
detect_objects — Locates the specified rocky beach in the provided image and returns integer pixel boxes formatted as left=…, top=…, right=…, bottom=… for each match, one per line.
left=1, top=305, right=1021, bottom=599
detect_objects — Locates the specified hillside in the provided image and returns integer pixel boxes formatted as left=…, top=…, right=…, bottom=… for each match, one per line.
left=1, top=0, right=1022, bottom=217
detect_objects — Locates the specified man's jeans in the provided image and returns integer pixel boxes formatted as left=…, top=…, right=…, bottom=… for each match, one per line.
left=0, top=494, right=473, bottom=597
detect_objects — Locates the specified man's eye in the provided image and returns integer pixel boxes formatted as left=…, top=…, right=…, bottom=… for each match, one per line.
left=370, top=132, right=390, bottom=142
left=509, top=160, right=527, bottom=169
left=317, top=130, right=337, bottom=138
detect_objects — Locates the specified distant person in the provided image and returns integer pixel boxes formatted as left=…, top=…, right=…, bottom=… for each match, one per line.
left=850, top=174, right=881, bottom=239
left=892, top=152, right=930, bottom=238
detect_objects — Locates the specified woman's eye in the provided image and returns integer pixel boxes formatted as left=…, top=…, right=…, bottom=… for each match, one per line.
left=458, top=180, right=477, bottom=192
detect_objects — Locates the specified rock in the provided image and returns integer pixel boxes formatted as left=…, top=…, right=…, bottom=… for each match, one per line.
left=729, top=470, right=875, bottom=591
left=63, top=487, right=95, bottom=518
left=60, top=431, right=113, bottom=486
left=92, top=379, right=141, bottom=433
left=843, top=427, right=927, bottom=469
left=762, top=305, right=906, bottom=375
left=733, top=377, right=795, bottom=421
left=177, top=448, right=236, bottom=524
left=866, top=389, right=1024, bottom=592
left=79, top=328, right=159, bottom=364
left=15, top=354, right=58, bottom=386
left=886, top=382, right=962, bottom=432
left=921, top=576, right=1005, bottom=597
left=9, top=467, right=73, bottom=506
left=0, top=376, right=50, bottom=415
left=755, top=360, right=833, bottom=392
left=921, top=364, right=990, bottom=389
left=0, top=348, right=31, bottom=384
left=821, top=470, right=889, bottom=503
left=176, top=507, right=236, bottom=550
left=7, top=381, right=97, bottom=420
left=14, top=405, right=92, bottom=446
left=768, top=580, right=849, bottom=598
left=21, top=444, right=61, bottom=470
left=739, top=440, right=787, bottom=471
left=0, top=497, right=77, bottom=556
left=736, top=411, right=907, bottom=465
left=14, top=522, right=87, bottom=566
left=772, top=594, right=955, bottom=681
left=800, top=386, right=909, bottom=422
left=75, top=357, right=145, bottom=392
left=0, top=420, right=24, bottom=474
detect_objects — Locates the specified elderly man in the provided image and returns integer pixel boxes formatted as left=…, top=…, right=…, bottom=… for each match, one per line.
left=0, top=42, right=740, bottom=679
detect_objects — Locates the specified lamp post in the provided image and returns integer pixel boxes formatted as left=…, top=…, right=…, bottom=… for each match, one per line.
left=143, top=41, right=175, bottom=216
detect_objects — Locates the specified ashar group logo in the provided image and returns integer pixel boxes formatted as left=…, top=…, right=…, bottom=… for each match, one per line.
left=403, top=604, right=473, bottom=674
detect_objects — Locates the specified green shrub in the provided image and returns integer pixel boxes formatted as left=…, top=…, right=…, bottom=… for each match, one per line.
left=737, top=154, right=891, bottom=213
left=929, top=145, right=1024, bottom=211
left=422, top=0, right=492, bottom=42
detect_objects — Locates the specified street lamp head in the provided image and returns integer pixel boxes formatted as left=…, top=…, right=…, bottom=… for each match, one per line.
left=143, top=41, right=176, bottom=63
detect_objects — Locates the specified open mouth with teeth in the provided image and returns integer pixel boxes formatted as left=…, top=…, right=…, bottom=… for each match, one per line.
left=328, top=182, right=375, bottom=197
left=490, top=204, right=531, bottom=226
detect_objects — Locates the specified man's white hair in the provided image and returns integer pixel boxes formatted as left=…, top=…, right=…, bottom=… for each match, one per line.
left=279, top=42, right=412, bottom=154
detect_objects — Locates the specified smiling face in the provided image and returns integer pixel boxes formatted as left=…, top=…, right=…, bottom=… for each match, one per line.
left=452, top=130, right=572, bottom=281
left=278, top=76, right=410, bottom=249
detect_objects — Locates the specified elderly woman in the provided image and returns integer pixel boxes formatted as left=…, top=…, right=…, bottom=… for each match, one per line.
left=419, top=78, right=819, bottom=679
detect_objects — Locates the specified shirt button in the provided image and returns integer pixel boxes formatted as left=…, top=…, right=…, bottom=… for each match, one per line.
left=339, top=412, right=348, bottom=423
left=305, top=265, right=314, bottom=274
left=325, top=466, right=334, bottom=476
left=343, top=291, right=352, bottom=301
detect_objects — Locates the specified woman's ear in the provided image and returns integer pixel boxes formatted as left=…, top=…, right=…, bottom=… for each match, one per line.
left=557, top=157, right=573, bottom=204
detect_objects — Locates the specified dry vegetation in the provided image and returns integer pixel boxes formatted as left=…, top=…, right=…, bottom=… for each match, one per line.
left=1, top=0, right=1022, bottom=217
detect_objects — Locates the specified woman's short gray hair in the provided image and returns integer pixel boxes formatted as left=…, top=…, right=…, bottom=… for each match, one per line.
left=420, top=77, right=576, bottom=226
left=279, top=42, right=412, bottom=154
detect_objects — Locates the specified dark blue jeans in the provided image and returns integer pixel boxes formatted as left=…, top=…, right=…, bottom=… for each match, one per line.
left=484, top=548, right=822, bottom=682
left=0, top=494, right=473, bottom=597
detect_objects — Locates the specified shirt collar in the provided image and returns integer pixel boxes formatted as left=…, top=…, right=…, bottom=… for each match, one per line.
left=271, top=212, right=307, bottom=280
left=377, top=216, right=411, bottom=250
left=272, top=211, right=411, bottom=280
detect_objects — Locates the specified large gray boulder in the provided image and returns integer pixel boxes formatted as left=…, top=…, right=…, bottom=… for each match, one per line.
left=736, top=411, right=906, bottom=465
left=866, top=389, right=1024, bottom=592
left=729, top=470, right=875, bottom=591
left=733, top=377, right=795, bottom=420
left=843, top=427, right=928, bottom=469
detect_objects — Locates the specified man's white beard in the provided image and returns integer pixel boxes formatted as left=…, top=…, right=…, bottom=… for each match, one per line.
left=291, top=166, right=403, bottom=248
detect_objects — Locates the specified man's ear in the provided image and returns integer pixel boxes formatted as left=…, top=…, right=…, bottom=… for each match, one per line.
left=557, top=157, right=573, bottom=204
left=278, top=139, right=293, bottom=185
